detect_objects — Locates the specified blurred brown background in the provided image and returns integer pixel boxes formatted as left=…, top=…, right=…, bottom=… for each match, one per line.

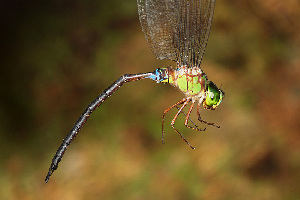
left=1, top=0, right=299, bottom=199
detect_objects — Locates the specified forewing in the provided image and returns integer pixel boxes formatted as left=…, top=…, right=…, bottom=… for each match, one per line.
left=137, top=0, right=216, bottom=68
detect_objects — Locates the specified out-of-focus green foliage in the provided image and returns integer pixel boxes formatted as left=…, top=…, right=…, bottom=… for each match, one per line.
left=0, top=0, right=299, bottom=199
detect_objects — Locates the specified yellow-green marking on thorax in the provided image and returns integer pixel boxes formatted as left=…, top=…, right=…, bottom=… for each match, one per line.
left=176, top=73, right=207, bottom=96
left=162, top=66, right=207, bottom=97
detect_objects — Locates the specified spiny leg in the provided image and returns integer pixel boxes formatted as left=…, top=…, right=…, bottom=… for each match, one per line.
left=197, top=103, right=220, bottom=128
left=184, top=101, right=206, bottom=131
left=175, top=105, right=200, bottom=130
left=162, top=98, right=188, bottom=145
left=170, top=98, right=195, bottom=149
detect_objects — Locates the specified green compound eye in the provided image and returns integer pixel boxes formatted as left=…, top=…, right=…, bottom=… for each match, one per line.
left=204, top=81, right=224, bottom=110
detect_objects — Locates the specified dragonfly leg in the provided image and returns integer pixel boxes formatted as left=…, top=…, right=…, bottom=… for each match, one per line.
left=175, top=105, right=200, bottom=130
left=170, top=98, right=195, bottom=149
left=197, top=103, right=220, bottom=128
left=162, top=98, right=187, bottom=145
left=184, top=101, right=206, bottom=131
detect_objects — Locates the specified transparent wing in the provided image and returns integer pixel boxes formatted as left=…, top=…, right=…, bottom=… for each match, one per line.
left=137, top=0, right=216, bottom=68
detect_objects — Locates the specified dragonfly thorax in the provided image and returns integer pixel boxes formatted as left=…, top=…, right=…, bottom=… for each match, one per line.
left=161, top=66, right=224, bottom=110
left=166, top=66, right=207, bottom=98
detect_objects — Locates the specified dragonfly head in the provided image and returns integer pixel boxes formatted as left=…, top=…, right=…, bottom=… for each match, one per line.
left=203, top=81, right=225, bottom=110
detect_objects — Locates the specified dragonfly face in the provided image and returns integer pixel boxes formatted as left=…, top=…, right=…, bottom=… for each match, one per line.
left=203, top=81, right=225, bottom=110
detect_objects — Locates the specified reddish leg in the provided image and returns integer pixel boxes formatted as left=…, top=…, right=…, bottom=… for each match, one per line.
left=184, top=101, right=206, bottom=131
left=162, top=98, right=187, bottom=145
left=169, top=98, right=195, bottom=149
left=197, top=103, right=220, bottom=128
left=175, top=105, right=200, bottom=130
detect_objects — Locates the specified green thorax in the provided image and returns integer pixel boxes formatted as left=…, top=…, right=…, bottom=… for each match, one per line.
left=160, top=66, right=224, bottom=110
left=162, top=66, right=207, bottom=98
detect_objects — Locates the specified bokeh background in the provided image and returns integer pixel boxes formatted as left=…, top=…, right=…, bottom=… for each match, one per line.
left=1, top=0, right=300, bottom=199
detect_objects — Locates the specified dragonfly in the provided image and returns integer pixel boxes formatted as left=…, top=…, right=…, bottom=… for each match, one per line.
left=45, top=0, right=224, bottom=183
